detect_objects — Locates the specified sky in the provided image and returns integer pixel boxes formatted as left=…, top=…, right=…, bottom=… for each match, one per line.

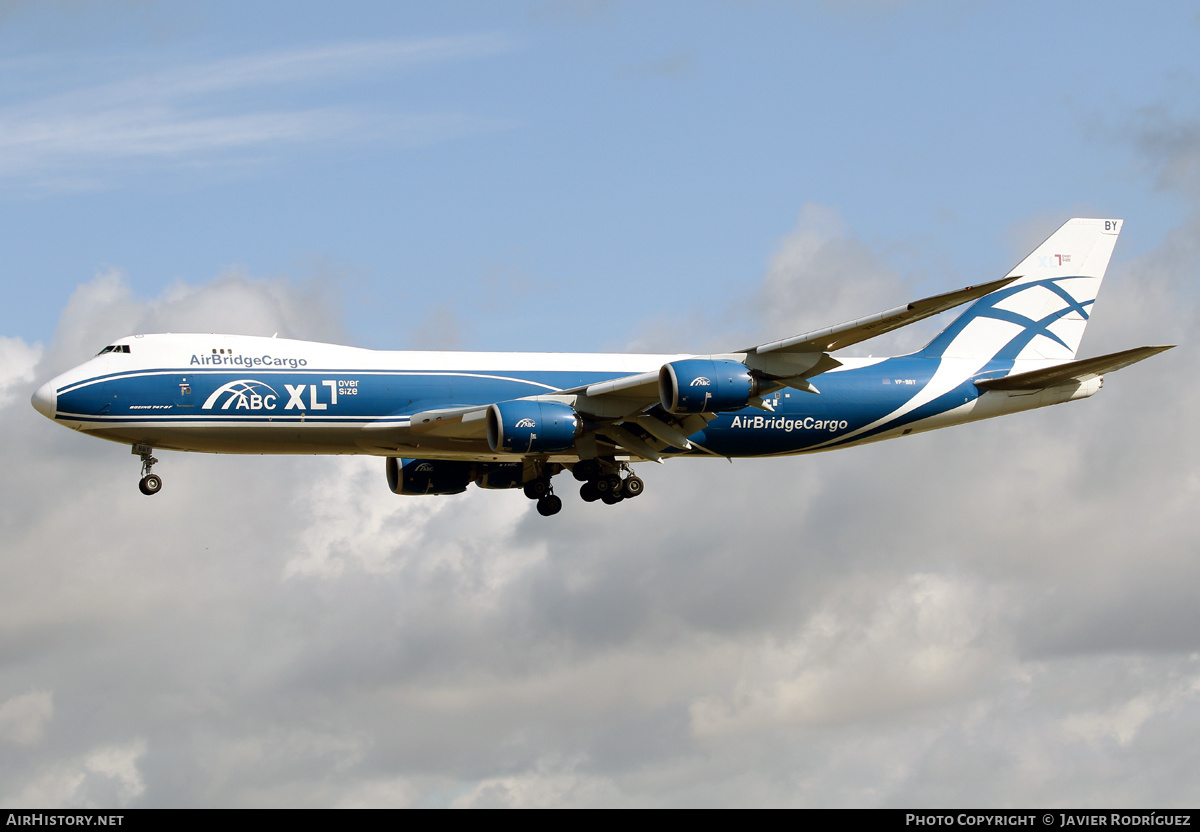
left=2, top=0, right=1199, bottom=809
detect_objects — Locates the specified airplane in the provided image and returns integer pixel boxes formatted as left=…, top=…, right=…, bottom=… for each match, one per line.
left=31, top=218, right=1172, bottom=517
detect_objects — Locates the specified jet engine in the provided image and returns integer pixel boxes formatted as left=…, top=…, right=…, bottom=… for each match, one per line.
left=486, top=400, right=580, bottom=454
left=658, top=358, right=758, bottom=414
left=386, top=457, right=473, bottom=495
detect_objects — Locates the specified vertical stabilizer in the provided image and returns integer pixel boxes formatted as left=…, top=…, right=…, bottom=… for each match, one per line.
left=921, top=218, right=1122, bottom=361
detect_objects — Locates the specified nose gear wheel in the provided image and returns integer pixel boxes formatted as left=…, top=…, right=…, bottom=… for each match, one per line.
left=133, top=444, right=162, bottom=496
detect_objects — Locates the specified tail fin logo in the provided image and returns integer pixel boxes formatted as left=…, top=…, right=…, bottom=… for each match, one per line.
left=201, top=379, right=280, bottom=411
left=923, top=275, right=1097, bottom=362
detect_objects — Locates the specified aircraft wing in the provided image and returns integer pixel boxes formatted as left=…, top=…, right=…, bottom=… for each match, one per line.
left=975, top=345, right=1174, bottom=391
left=404, top=404, right=491, bottom=437
left=393, top=277, right=1027, bottom=460
left=566, top=275, right=1021, bottom=412
left=744, top=275, right=1017, bottom=355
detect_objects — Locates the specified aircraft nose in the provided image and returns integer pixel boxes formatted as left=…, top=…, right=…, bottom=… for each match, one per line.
left=31, top=380, right=56, bottom=419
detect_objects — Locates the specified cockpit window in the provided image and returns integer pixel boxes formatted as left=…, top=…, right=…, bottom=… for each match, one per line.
left=95, top=345, right=131, bottom=355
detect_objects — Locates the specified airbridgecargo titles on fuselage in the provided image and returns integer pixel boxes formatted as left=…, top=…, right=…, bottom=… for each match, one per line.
left=729, top=415, right=849, bottom=433
left=30, top=218, right=1174, bottom=517
left=190, top=353, right=309, bottom=368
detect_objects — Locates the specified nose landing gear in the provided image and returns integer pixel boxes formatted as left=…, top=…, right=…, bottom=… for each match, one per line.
left=133, top=444, right=162, bottom=495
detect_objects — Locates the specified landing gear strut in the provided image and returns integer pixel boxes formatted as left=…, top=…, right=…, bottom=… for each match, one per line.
left=133, top=444, right=162, bottom=495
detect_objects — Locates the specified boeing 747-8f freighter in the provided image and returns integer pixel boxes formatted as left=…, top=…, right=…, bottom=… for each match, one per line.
left=32, top=218, right=1171, bottom=516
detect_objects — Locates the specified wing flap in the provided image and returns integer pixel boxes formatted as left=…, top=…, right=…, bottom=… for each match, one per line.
left=975, top=345, right=1174, bottom=391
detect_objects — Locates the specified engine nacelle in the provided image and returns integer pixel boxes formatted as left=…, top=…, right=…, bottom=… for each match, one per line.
left=386, top=457, right=472, bottom=495
left=475, top=461, right=525, bottom=490
left=659, top=358, right=757, bottom=414
left=486, top=400, right=580, bottom=454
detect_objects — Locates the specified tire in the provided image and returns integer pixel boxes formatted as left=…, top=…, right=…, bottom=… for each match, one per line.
left=523, top=479, right=549, bottom=500
left=580, top=482, right=600, bottom=502
left=572, top=459, right=600, bottom=482
left=601, top=490, right=623, bottom=505
left=139, top=474, right=162, bottom=495
left=621, top=476, right=644, bottom=498
left=536, top=494, right=563, bottom=516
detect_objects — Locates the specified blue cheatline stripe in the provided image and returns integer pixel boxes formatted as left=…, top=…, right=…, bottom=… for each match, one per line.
left=59, top=414, right=411, bottom=424
left=56, top=368, right=580, bottom=395
left=819, top=382, right=979, bottom=449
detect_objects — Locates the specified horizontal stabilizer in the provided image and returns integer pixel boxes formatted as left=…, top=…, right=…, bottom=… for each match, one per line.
left=975, top=345, right=1174, bottom=391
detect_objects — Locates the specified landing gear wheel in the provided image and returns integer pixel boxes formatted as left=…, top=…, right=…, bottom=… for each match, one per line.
left=601, top=490, right=624, bottom=505
left=536, top=494, right=563, bottom=516
left=523, top=479, right=551, bottom=500
left=580, top=481, right=600, bottom=502
left=621, top=476, right=644, bottom=498
left=595, top=473, right=621, bottom=495
left=572, top=459, right=601, bottom=482
left=134, top=444, right=161, bottom=495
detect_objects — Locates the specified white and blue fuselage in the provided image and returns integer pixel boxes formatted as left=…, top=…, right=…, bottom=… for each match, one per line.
left=31, top=333, right=1097, bottom=460
left=29, top=219, right=1170, bottom=512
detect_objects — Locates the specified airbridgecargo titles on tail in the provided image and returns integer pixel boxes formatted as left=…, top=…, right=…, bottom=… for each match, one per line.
left=31, top=217, right=1172, bottom=517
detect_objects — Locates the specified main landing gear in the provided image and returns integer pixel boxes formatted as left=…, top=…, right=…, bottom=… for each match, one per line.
left=133, top=444, right=162, bottom=495
left=516, top=458, right=650, bottom=517
left=521, top=476, right=563, bottom=516
left=572, top=460, right=643, bottom=506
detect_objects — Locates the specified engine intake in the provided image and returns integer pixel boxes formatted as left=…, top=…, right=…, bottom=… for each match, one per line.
left=486, top=400, right=580, bottom=454
left=386, top=457, right=472, bottom=495
left=659, top=359, right=758, bottom=414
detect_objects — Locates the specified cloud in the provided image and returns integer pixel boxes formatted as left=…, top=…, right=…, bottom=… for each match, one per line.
left=760, top=203, right=910, bottom=339
left=0, top=36, right=513, bottom=188
left=1127, top=105, right=1200, bottom=197
left=0, top=690, right=53, bottom=745
left=689, top=574, right=1011, bottom=737
left=450, top=754, right=619, bottom=808
left=6, top=210, right=1200, bottom=806
left=621, top=203, right=917, bottom=355
left=40, top=267, right=345, bottom=377
left=0, top=335, right=42, bottom=408
left=3, top=739, right=147, bottom=809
